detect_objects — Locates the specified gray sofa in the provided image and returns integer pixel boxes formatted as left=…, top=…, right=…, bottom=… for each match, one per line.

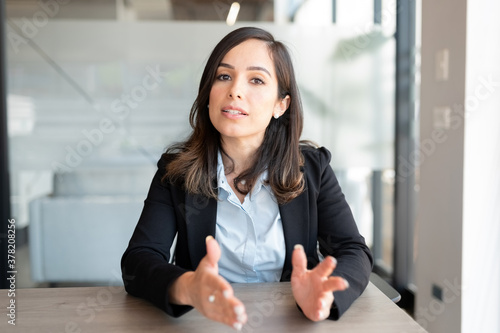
left=29, top=165, right=155, bottom=285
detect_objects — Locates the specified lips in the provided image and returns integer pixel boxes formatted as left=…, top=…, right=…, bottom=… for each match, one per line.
left=222, top=106, right=248, bottom=116
left=223, top=109, right=247, bottom=116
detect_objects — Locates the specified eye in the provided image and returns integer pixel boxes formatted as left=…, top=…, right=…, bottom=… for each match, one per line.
left=251, top=78, right=265, bottom=85
left=216, top=74, right=231, bottom=81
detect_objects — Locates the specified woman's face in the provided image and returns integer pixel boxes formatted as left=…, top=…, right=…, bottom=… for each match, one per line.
left=209, top=39, right=290, bottom=148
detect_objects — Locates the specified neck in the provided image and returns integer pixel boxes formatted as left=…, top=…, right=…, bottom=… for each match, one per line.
left=220, top=137, right=261, bottom=175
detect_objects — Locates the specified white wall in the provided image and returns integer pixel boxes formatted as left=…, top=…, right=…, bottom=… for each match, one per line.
left=415, top=1, right=466, bottom=332
left=416, top=0, right=500, bottom=332
left=462, top=0, right=500, bottom=332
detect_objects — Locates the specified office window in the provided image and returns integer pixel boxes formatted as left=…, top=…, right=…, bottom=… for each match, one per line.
left=5, top=0, right=396, bottom=286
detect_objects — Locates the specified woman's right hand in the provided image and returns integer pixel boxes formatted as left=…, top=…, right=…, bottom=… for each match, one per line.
left=168, top=236, right=247, bottom=330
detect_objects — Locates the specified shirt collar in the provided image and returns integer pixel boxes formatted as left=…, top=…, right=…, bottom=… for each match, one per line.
left=217, top=151, right=231, bottom=199
left=216, top=151, right=270, bottom=201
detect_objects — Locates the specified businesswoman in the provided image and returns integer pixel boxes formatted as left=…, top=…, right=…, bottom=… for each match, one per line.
left=121, top=27, right=373, bottom=330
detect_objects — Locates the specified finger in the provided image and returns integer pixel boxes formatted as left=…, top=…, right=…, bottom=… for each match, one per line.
left=318, top=307, right=331, bottom=321
left=322, top=276, right=350, bottom=292
left=211, top=281, right=235, bottom=304
left=292, top=244, right=307, bottom=275
left=308, top=304, right=331, bottom=322
left=203, top=273, right=234, bottom=302
left=206, top=293, right=247, bottom=329
left=233, top=303, right=247, bottom=324
left=318, top=294, right=334, bottom=310
left=205, top=286, right=231, bottom=306
left=312, top=256, right=337, bottom=278
left=308, top=294, right=334, bottom=321
left=191, top=268, right=232, bottom=309
left=204, top=235, right=221, bottom=268
left=214, top=305, right=247, bottom=330
left=312, top=306, right=330, bottom=321
left=228, top=301, right=247, bottom=329
left=199, top=280, right=234, bottom=309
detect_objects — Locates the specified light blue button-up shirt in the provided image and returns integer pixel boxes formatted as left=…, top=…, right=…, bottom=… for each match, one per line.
left=215, top=152, right=286, bottom=283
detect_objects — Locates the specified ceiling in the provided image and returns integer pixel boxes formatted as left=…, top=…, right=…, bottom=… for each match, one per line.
left=6, top=0, right=274, bottom=21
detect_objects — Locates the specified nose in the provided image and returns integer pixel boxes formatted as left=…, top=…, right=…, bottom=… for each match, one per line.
left=228, top=79, right=243, bottom=99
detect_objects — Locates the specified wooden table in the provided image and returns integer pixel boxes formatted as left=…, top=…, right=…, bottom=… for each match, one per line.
left=2, top=282, right=427, bottom=332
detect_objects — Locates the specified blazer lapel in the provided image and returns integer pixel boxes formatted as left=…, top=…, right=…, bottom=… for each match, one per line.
left=185, top=192, right=218, bottom=269
left=182, top=182, right=311, bottom=278
left=279, top=188, right=310, bottom=281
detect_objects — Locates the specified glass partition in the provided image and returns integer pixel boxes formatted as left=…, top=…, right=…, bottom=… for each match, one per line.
left=6, top=0, right=396, bottom=286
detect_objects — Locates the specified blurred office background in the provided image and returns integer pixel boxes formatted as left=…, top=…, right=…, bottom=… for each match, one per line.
left=4, top=0, right=398, bottom=286
left=1, top=1, right=499, bottom=333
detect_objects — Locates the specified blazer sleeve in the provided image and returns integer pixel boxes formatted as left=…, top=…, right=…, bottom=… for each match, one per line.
left=121, top=154, right=193, bottom=317
left=305, top=146, right=374, bottom=319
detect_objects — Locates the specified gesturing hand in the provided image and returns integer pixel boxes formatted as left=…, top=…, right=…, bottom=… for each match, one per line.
left=169, top=236, right=247, bottom=330
left=290, top=244, right=349, bottom=321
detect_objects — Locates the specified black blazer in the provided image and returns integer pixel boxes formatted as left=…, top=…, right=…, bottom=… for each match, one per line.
left=121, top=145, right=373, bottom=319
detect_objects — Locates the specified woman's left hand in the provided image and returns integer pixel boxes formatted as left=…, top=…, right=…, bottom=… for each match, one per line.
left=290, top=244, right=349, bottom=321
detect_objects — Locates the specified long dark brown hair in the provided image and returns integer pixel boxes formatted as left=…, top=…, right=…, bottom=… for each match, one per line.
left=163, top=27, right=306, bottom=204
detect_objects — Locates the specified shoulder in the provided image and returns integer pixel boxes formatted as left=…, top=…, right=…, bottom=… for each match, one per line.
left=158, top=152, right=178, bottom=170
left=155, top=152, right=182, bottom=188
left=299, top=144, right=334, bottom=192
left=300, top=143, right=332, bottom=169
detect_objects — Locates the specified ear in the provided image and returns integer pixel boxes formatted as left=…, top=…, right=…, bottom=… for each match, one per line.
left=275, top=95, right=291, bottom=117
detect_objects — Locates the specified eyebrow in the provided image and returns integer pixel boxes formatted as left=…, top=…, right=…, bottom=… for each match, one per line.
left=219, top=62, right=272, bottom=78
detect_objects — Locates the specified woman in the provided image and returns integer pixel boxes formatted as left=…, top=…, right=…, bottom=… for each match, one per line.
left=121, top=27, right=373, bottom=330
